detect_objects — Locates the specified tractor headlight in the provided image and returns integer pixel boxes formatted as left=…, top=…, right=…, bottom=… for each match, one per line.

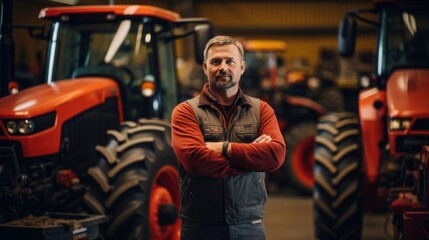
left=18, top=120, right=35, bottom=134
left=359, top=75, right=371, bottom=88
left=389, top=118, right=411, bottom=131
left=6, top=121, right=18, bottom=134
left=3, top=111, right=56, bottom=136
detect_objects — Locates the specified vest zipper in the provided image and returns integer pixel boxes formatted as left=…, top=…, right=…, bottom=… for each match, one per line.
left=211, top=103, right=228, bottom=140
left=227, top=106, right=241, bottom=140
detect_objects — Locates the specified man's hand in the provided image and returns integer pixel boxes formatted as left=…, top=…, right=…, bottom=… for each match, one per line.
left=205, top=142, right=223, bottom=152
left=205, top=134, right=272, bottom=157
left=253, top=134, right=272, bottom=143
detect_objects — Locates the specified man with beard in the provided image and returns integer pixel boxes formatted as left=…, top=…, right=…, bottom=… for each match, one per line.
left=171, top=35, right=286, bottom=240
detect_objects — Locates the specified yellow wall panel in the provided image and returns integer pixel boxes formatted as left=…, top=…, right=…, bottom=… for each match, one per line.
left=197, top=2, right=373, bottom=28
left=196, top=1, right=376, bottom=73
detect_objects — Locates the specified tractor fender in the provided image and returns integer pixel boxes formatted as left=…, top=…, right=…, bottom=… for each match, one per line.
left=284, top=95, right=326, bottom=116
left=358, top=87, right=386, bottom=183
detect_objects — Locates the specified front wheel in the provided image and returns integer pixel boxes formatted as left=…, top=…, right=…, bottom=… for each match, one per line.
left=313, top=112, right=362, bottom=240
left=83, top=119, right=179, bottom=240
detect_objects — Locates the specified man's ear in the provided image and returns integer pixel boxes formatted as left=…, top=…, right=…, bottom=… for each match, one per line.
left=241, top=61, right=246, bottom=74
left=203, top=62, right=208, bottom=75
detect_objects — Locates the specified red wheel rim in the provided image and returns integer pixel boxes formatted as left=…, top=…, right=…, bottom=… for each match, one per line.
left=149, top=165, right=180, bottom=240
left=291, top=136, right=315, bottom=189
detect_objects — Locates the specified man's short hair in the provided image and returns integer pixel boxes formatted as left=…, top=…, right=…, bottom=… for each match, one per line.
left=203, top=35, right=244, bottom=62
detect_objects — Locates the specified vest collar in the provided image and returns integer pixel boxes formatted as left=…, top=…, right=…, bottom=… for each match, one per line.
left=198, top=83, right=251, bottom=108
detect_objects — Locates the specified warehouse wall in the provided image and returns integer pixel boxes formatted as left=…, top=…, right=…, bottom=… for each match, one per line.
left=195, top=0, right=376, bottom=73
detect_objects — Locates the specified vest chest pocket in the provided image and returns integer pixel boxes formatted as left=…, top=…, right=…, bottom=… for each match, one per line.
left=234, top=124, right=259, bottom=143
left=202, top=125, right=224, bottom=142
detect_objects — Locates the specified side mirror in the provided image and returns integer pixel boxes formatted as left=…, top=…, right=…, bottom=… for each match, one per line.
left=338, top=15, right=356, bottom=57
left=194, top=24, right=214, bottom=64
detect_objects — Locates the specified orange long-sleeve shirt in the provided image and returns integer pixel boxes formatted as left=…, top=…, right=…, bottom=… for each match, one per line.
left=171, top=89, right=286, bottom=178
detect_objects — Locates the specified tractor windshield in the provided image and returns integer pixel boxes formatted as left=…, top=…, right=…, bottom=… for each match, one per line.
left=378, top=7, right=429, bottom=77
left=44, top=18, right=178, bottom=121
left=45, top=18, right=169, bottom=85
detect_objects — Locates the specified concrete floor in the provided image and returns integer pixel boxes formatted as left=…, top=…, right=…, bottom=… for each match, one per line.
left=265, top=193, right=391, bottom=240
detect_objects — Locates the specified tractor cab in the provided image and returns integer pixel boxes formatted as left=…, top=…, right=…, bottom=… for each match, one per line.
left=339, top=1, right=429, bottom=83
left=241, top=39, right=287, bottom=94
left=39, top=5, right=211, bottom=122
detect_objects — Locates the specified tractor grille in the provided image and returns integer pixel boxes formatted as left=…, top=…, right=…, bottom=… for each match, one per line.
left=396, top=135, right=429, bottom=153
left=0, top=141, right=23, bottom=162
left=411, top=119, right=429, bottom=131
left=60, top=97, right=120, bottom=175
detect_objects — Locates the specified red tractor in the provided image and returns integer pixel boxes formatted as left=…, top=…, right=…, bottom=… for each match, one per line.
left=313, top=1, right=429, bottom=239
left=0, top=1, right=212, bottom=239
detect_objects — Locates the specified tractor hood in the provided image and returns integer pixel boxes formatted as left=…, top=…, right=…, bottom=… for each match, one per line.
left=386, top=69, right=429, bottom=118
left=0, top=78, right=121, bottom=157
left=0, top=78, right=120, bottom=119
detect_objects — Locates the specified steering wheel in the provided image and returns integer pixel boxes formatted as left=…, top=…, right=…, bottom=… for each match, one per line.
left=96, top=61, right=136, bottom=87
left=115, top=65, right=136, bottom=87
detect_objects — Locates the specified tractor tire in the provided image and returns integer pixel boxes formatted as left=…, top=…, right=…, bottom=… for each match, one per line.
left=313, top=112, right=362, bottom=240
left=284, top=121, right=317, bottom=195
left=315, top=87, right=345, bottom=113
left=83, top=119, right=179, bottom=240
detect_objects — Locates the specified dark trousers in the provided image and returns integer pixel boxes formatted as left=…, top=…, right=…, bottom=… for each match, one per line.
left=180, top=221, right=266, bottom=240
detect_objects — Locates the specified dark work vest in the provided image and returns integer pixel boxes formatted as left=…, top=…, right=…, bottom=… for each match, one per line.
left=178, top=94, right=267, bottom=224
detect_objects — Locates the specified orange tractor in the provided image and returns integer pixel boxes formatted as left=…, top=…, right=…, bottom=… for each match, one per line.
left=313, top=1, right=429, bottom=239
left=0, top=1, right=212, bottom=239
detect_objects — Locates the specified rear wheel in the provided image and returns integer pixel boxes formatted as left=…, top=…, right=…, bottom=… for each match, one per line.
left=84, top=119, right=179, bottom=240
left=284, top=121, right=317, bottom=195
left=313, top=112, right=362, bottom=240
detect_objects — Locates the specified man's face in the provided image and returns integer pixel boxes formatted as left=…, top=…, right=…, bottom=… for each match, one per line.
left=203, top=44, right=245, bottom=91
